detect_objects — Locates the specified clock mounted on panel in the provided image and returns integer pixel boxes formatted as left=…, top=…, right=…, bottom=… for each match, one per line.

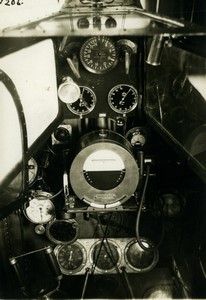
left=80, top=36, right=118, bottom=74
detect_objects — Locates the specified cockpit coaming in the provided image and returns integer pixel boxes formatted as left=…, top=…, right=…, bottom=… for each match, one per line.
left=0, top=1, right=206, bottom=299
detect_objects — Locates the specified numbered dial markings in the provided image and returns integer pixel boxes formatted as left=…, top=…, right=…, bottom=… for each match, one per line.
left=24, top=192, right=55, bottom=224
left=67, top=86, right=96, bottom=115
left=80, top=36, right=118, bottom=74
left=108, top=84, right=138, bottom=114
left=55, top=243, right=86, bottom=275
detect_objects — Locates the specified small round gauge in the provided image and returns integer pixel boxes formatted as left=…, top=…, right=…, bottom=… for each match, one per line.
left=46, top=219, right=79, bottom=244
left=90, top=240, right=121, bottom=273
left=80, top=36, right=118, bottom=74
left=125, top=239, right=158, bottom=272
left=66, top=86, right=96, bottom=115
left=24, top=191, right=55, bottom=224
left=108, top=84, right=138, bottom=114
left=54, top=242, right=87, bottom=275
left=126, top=127, right=146, bottom=147
left=28, top=157, right=38, bottom=185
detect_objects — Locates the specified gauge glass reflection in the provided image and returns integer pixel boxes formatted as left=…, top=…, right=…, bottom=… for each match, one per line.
left=28, top=157, right=38, bottom=185
left=55, top=243, right=86, bottom=275
left=46, top=219, right=79, bottom=244
left=125, top=239, right=158, bottom=272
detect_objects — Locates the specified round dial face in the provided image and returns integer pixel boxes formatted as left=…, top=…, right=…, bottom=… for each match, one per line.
left=108, top=84, right=138, bottom=114
left=24, top=196, right=55, bottom=224
left=28, top=158, right=38, bottom=185
left=125, top=239, right=158, bottom=272
left=46, top=219, right=79, bottom=244
left=91, top=240, right=121, bottom=273
left=80, top=36, right=118, bottom=74
left=67, top=86, right=96, bottom=115
left=55, top=243, right=86, bottom=275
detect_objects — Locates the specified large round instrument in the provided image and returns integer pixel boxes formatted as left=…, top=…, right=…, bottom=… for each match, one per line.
left=69, top=130, right=139, bottom=208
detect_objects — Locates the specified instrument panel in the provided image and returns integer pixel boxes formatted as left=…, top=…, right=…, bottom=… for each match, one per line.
left=54, top=238, right=159, bottom=275
left=57, top=36, right=141, bottom=118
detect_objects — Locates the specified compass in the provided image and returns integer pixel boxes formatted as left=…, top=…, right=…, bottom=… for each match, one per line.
left=66, top=86, right=96, bottom=115
left=108, top=84, right=138, bottom=114
left=80, top=36, right=118, bottom=74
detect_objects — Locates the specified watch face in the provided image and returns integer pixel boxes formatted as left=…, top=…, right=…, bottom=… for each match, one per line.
left=80, top=36, right=118, bottom=74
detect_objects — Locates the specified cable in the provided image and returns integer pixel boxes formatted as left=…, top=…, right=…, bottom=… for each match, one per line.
left=135, top=163, right=164, bottom=252
left=90, top=213, right=113, bottom=274
left=0, top=69, right=29, bottom=204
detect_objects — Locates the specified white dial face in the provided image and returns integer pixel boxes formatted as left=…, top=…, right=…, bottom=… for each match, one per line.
left=25, top=198, right=55, bottom=224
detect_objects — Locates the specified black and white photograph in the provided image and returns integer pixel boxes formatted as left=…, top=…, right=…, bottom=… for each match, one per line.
left=0, top=1, right=206, bottom=299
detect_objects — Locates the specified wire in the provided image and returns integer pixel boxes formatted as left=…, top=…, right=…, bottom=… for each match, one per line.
left=135, top=163, right=164, bottom=252
left=0, top=69, right=29, bottom=205
left=90, top=213, right=112, bottom=274
left=47, top=188, right=63, bottom=200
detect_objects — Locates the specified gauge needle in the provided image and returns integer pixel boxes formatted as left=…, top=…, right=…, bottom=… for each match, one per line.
left=120, top=88, right=131, bottom=105
left=80, top=88, right=90, bottom=110
left=69, top=250, right=73, bottom=262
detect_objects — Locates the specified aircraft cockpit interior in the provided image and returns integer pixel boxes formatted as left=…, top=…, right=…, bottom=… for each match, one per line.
left=0, top=0, right=206, bottom=298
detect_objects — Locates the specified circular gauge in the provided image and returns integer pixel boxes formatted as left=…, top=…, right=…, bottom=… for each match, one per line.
left=66, top=86, right=96, bottom=115
left=126, top=127, right=146, bottom=147
left=108, top=84, right=138, bottom=114
left=58, top=77, right=80, bottom=104
left=125, top=239, right=158, bottom=272
left=80, top=36, right=118, bottom=74
left=90, top=239, right=121, bottom=273
left=46, top=219, right=79, bottom=244
left=23, top=191, right=55, bottom=224
left=54, top=242, right=87, bottom=275
left=70, top=130, right=139, bottom=208
left=28, top=157, right=38, bottom=185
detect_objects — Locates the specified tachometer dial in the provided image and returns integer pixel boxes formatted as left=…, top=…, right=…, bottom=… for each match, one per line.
left=108, top=84, right=138, bottom=114
left=80, top=36, right=118, bottom=74
left=23, top=191, right=55, bottom=224
left=54, top=242, right=87, bottom=275
left=66, top=86, right=96, bottom=115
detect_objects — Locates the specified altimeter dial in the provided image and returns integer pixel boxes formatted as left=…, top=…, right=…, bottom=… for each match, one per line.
left=80, top=36, right=118, bottom=74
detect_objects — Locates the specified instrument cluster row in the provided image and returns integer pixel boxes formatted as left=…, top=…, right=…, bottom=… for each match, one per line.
left=58, top=82, right=138, bottom=116
left=54, top=238, right=158, bottom=275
